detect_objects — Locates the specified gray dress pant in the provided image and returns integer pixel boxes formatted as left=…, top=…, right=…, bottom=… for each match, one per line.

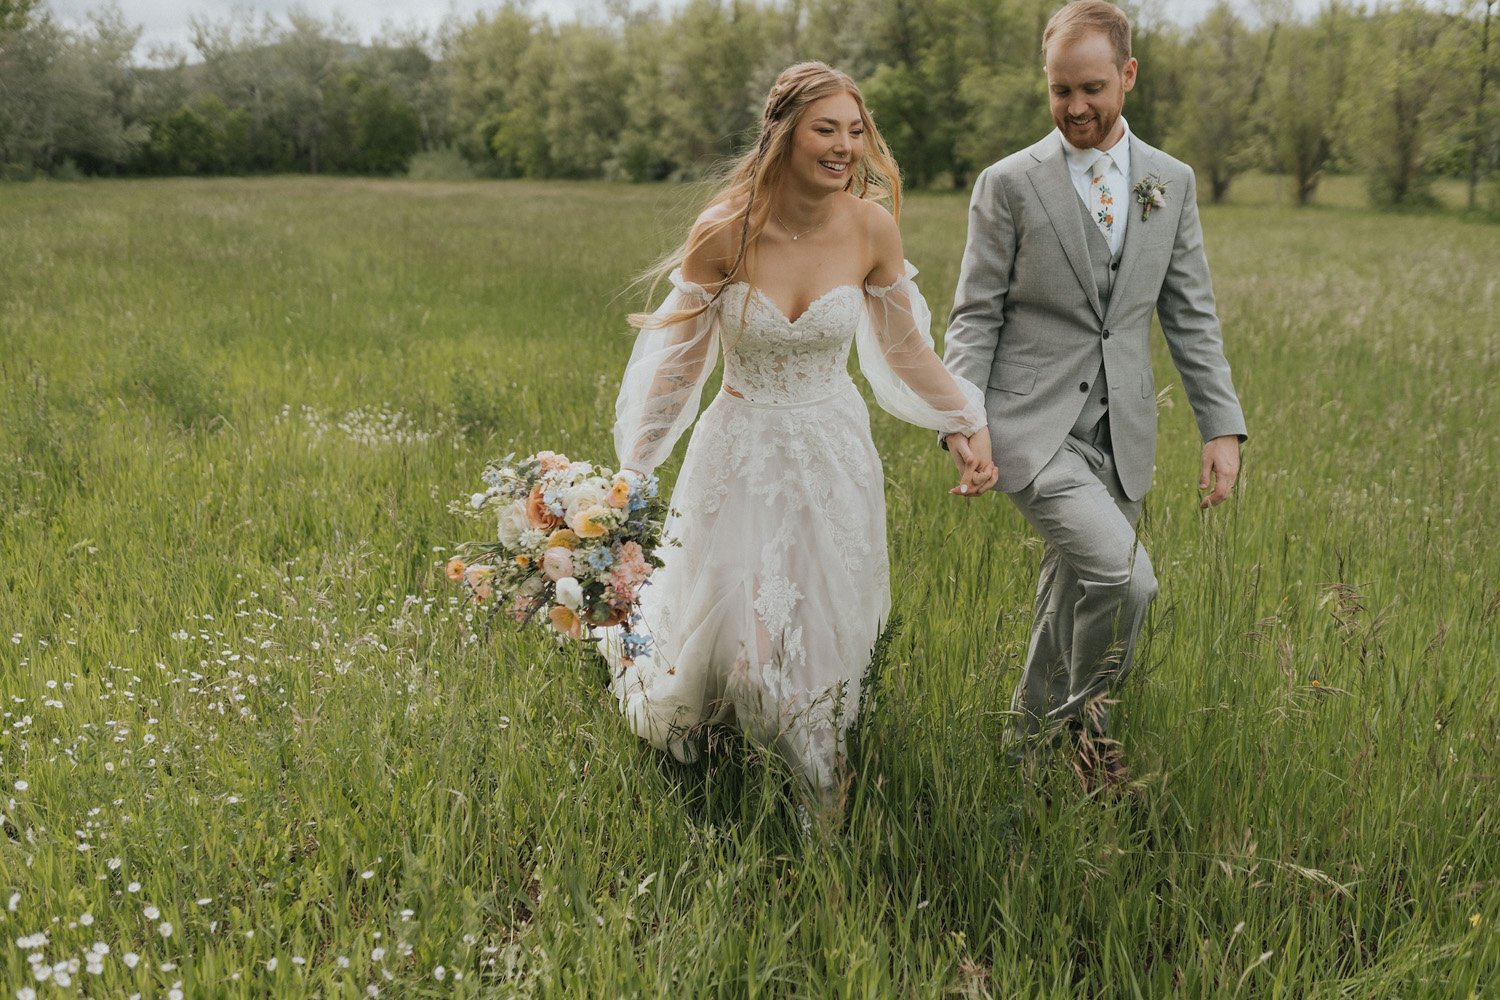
left=1006, top=414, right=1158, bottom=742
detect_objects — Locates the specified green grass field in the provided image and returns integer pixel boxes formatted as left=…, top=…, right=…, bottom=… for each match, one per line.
left=1, top=176, right=1497, bottom=997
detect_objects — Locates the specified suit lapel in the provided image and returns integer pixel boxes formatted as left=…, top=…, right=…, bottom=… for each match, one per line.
left=1106, top=135, right=1158, bottom=325
left=1026, top=134, right=1103, bottom=322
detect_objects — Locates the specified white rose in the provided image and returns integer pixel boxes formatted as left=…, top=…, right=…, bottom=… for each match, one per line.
left=561, top=482, right=607, bottom=519
left=554, top=577, right=583, bottom=611
left=497, top=500, right=529, bottom=548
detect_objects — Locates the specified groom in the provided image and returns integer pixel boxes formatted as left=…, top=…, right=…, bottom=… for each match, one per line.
left=942, top=0, right=1246, bottom=780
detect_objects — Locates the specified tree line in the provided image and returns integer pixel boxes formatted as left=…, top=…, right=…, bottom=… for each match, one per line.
left=1, top=0, right=1495, bottom=209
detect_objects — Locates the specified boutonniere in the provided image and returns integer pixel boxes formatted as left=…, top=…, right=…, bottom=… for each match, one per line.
left=1133, top=175, right=1168, bottom=220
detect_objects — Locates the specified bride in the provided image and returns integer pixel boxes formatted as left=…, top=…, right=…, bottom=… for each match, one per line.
left=602, top=62, right=997, bottom=808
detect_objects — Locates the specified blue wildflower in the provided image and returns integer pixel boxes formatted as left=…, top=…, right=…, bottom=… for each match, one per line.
left=582, top=546, right=616, bottom=572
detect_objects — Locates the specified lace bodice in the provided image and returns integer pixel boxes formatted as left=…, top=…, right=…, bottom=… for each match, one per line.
left=719, top=283, right=862, bottom=405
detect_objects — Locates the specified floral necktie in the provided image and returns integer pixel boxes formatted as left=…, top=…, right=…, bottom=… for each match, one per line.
left=1089, top=153, right=1115, bottom=244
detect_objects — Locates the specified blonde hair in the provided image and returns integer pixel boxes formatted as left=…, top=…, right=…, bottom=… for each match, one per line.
left=632, top=61, right=902, bottom=329
left=1043, top=1, right=1132, bottom=68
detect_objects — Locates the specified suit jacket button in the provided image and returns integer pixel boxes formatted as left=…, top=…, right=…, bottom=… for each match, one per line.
left=1101, top=396, right=1108, bottom=406
left=1079, top=382, right=1089, bottom=392
left=1111, top=260, right=1120, bottom=271
left=1102, top=329, right=1111, bottom=339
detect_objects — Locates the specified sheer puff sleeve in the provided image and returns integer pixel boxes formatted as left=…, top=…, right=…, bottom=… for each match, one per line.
left=858, top=261, right=986, bottom=435
left=613, top=269, right=721, bottom=475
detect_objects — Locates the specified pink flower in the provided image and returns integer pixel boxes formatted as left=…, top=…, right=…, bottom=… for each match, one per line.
left=463, top=564, right=495, bottom=603
left=541, top=547, right=574, bottom=582
left=616, top=541, right=651, bottom=584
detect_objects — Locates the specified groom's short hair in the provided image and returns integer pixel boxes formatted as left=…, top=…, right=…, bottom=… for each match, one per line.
left=1043, top=0, right=1132, bottom=67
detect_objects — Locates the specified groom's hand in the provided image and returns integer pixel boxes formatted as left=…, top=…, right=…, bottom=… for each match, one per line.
left=1199, top=435, right=1241, bottom=509
left=946, top=429, right=999, bottom=498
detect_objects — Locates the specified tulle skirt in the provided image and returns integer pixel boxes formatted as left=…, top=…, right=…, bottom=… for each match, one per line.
left=599, top=381, right=890, bottom=790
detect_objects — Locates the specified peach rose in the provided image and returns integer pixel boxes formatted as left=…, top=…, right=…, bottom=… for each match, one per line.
left=606, top=479, right=631, bottom=509
left=444, top=558, right=466, bottom=581
left=526, top=485, right=562, bottom=530
left=548, top=604, right=586, bottom=639
left=535, top=451, right=571, bottom=473
left=541, top=546, right=574, bottom=582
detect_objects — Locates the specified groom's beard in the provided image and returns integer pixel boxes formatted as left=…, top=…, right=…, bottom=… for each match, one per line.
left=1058, top=108, right=1122, bottom=150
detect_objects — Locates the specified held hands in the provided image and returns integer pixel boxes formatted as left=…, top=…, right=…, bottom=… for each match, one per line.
left=946, top=428, right=999, bottom=498
left=1199, top=435, right=1241, bottom=509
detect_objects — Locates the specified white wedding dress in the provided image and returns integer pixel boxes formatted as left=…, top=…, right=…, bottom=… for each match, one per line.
left=600, top=262, right=985, bottom=791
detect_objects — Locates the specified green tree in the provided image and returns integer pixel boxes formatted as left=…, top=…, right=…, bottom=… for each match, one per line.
left=443, top=2, right=545, bottom=175
left=1262, top=3, right=1352, bottom=205
left=0, top=0, right=38, bottom=33
left=1168, top=3, right=1276, bottom=203
left=352, top=78, right=422, bottom=174
left=1348, top=0, right=1468, bottom=207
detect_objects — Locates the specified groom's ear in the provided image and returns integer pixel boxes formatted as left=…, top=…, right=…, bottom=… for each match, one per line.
left=1121, top=57, right=1138, bottom=93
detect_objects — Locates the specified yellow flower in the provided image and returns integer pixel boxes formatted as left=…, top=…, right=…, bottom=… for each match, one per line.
left=546, top=528, right=581, bottom=550
left=1470, top=913, right=1483, bottom=929
left=571, top=505, right=610, bottom=539
left=515, top=554, right=530, bottom=567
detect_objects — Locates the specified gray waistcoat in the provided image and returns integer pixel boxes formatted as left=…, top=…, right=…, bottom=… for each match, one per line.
left=1071, top=195, right=1123, bottom=438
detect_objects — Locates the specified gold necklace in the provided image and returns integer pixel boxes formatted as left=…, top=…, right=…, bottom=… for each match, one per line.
left=774, top=209, right=827, bottom=242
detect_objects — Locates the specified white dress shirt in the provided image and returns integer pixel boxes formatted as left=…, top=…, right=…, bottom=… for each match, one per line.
left=1061, top=118, right=1131, bottom=257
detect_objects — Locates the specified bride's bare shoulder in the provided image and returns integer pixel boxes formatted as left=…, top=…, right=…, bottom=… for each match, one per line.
left=683, top=201, right=743, bottom=285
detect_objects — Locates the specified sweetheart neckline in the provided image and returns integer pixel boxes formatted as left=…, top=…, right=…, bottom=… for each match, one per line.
left=728, top=281, right=862, bottom=327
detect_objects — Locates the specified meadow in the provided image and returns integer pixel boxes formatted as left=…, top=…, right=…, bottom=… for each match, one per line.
left=0, top=175, right=1496, bottom=998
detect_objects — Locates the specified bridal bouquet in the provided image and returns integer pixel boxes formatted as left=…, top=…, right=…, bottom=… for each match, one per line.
left=448, top=451, right=666, bottom=657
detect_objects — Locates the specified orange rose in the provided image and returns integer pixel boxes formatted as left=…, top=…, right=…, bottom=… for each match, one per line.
left=606, top=479, right=631, bottom=509
left=516, top=554, right=530, bottom=567
left=548, top=604, right=586, bottom=639
left=526, top=485, right=562, bottom=530
left=545, top=529, right=580, bottom=550
left=444, top=558, right=466, bottom=581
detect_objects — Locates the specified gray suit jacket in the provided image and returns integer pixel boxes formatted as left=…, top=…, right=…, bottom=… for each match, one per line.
left=943, top=130, right=1247, bottom=502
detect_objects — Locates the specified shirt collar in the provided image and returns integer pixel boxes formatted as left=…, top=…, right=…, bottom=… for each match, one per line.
left=1061, top=117, right=1132, bottom=176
